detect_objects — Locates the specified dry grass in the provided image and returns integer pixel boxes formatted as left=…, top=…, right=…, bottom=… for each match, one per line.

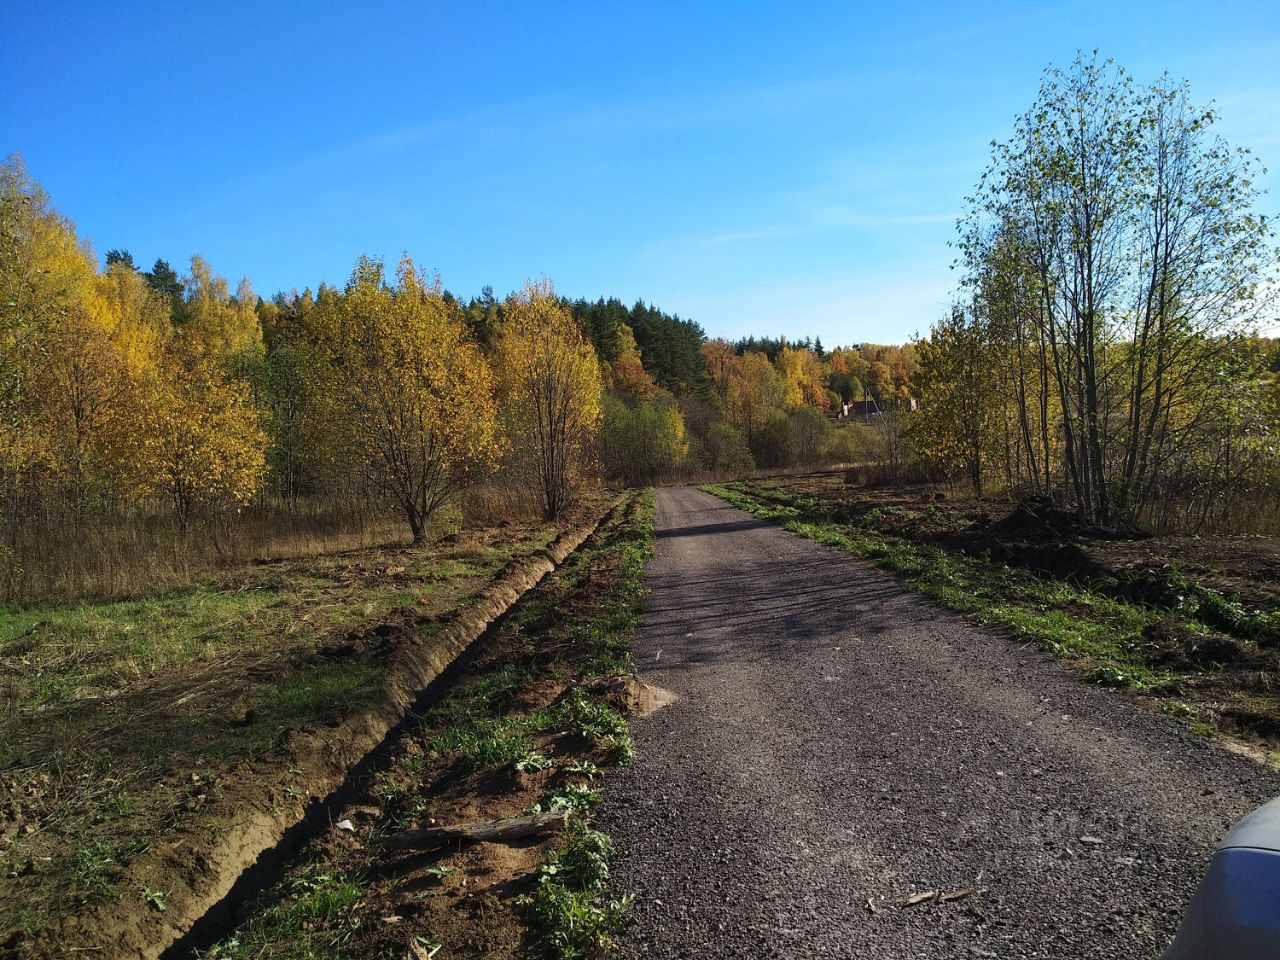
left=1144, top=491, right=1280, bottom=537
left=457, top=482, right=542, bottom=526
left=837, top=457, right=941, bottom=488
left=3, top=496, right=523, bottom=604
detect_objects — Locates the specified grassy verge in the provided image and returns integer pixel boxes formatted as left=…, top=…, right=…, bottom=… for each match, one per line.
left=0, top=504, right=594, bottom=948
left=703, top=481, right=1280, bottom=760
left=206, top=490, right=654, bottom=960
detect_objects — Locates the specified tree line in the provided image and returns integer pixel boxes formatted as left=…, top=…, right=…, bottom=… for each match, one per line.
left=10, top=53, right=1267, bottom=601
left=911, top=54, right=1280, bottom=532
left=1, top=156, right=919, bottom=597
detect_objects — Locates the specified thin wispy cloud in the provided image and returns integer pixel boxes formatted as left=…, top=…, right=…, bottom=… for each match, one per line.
left=348, top=120, right=459, bottom=154
left=332, top=74, right=858, bottom=162
left=695, top=226, right=808, bottom=247
left=644, top=206, right=956, bottom=262
left=1214, top=89, right=1280, bottom=149
left=812, top=206, right=957, bottom=229
left=548, top=75, right=857, bottom=136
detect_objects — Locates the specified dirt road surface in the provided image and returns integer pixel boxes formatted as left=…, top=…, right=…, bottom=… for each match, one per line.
left=598, top=487, right=1280, bottom=959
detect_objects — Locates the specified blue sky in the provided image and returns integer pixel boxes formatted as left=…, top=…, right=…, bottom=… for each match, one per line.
left=3, top=1, right=1279, bottom=345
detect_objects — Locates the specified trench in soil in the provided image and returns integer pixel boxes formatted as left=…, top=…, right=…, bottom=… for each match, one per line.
left=142, top=506, right=627, bottom=957
left=161, top=603, right=523, bottom=959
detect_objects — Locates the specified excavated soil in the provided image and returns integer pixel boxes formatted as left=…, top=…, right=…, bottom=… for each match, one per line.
left=6, top=501, right=616, bottom=960
left=196, top=492, right=656, bottom=960
left=764, top=471, right=1280, bottom=612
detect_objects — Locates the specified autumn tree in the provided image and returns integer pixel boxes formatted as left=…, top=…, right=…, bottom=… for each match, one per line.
left=604, top=323, right=658, bottom=405
left=496, top=281, right=602, bottom=519
left=700, top=339, right=738, bottom=398
left=827, top=347, right=865, bottom=403
left=182, top=256, right=262, bottom=360
left=600, top=393, right=687, bottom=485
left=253, top=332, right=313, bottom=504
left=0, top=156, right=100, bottom=482
left=311, top=256, right=500, bottom=543
left=971, top=218, right=1057, bottom=496
left=27, top=309, right=125, bottom=513
left=724, top=351, right=785, bottom=447
left=959, top=53, right=1276, bottom=524
left=116, top=342, right=268, bottom=535
left=912, top=301, right=998, bottom=495
left=865, top=360, right=893, bottom=405
left=777, top=345, right=830, bottom=412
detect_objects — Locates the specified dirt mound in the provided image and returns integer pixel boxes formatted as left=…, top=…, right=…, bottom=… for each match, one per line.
left=506, top=678, right=569, bottom=714
left=1140, top=619, right=1249, bottom=670
left=602, top=677, right=677, bottom=717
left=982, top=496, right=1147, bottom=544
left=983, top=496, right=1075, bottom=537
left=1219, top=706, right=1280, bottom=741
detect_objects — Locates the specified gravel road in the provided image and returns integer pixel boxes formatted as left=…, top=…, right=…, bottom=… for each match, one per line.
left=597, top=487, right=1280, bottom=959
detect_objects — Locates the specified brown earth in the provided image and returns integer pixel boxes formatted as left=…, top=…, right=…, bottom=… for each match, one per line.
left=199, top=492, right=656, bottom=960
left=3, top=498, right=617, bottom=960
left=0, top=517, right=564, bottom=901
left=763, top=470, right=1280, bottom=612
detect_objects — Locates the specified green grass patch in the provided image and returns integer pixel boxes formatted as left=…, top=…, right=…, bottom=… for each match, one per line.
left=0, top=518, right=564, bottom=945
left=0, top=548, right=520, bottom=710
left=1100, top=567, right=1280, bottom=646
left=204, top=871, right=369, bottom=960
left=418, top=494, right=652, bottom=775
left=225, top=660, right=384, bottom=759
left=703, top=482, right=1171, bottom=690
left=71, top=841, right=119, bottom=899
left=423, top=687, right=634, bottom=772
left=530, top=782, right=603, bottom=815
left=523, top=819, right=629, bottom=960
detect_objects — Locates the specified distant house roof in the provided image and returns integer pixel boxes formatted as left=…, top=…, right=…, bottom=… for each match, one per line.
left=838, top=397, right=916, bottom=419
left=840, top=400, right=880, bottom=419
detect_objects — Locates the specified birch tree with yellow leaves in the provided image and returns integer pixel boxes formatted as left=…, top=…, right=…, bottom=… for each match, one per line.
left=955, top=55, right=1277, bottom=525
left=777, top=345, right=830, bottom=412
left=496, top=281, right=602, bottom=519
left=911, top=300, right=998, bottom=496
left=0, top=157, right=100, bottom=483
left=116, top=342, right=268, bottom=536
left=311, top=256, right=501, bottom=543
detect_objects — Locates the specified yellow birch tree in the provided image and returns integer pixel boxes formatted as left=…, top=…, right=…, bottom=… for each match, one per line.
left=311, top=256, right=500, bottom=542
left=496, top=280, right=602, bottom=519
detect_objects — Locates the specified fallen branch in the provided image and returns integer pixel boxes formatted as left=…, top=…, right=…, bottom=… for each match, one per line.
left=382, top=811, right=570, bottom=850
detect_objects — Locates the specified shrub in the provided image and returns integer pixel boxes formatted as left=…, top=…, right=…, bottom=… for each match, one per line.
left=702, top=421, right=755, bottom=475
left=599, top=395, right=687, bottom=486
left=789, top=406, right=830, bottom=465
left=752, top=412, right=795, bottom=468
